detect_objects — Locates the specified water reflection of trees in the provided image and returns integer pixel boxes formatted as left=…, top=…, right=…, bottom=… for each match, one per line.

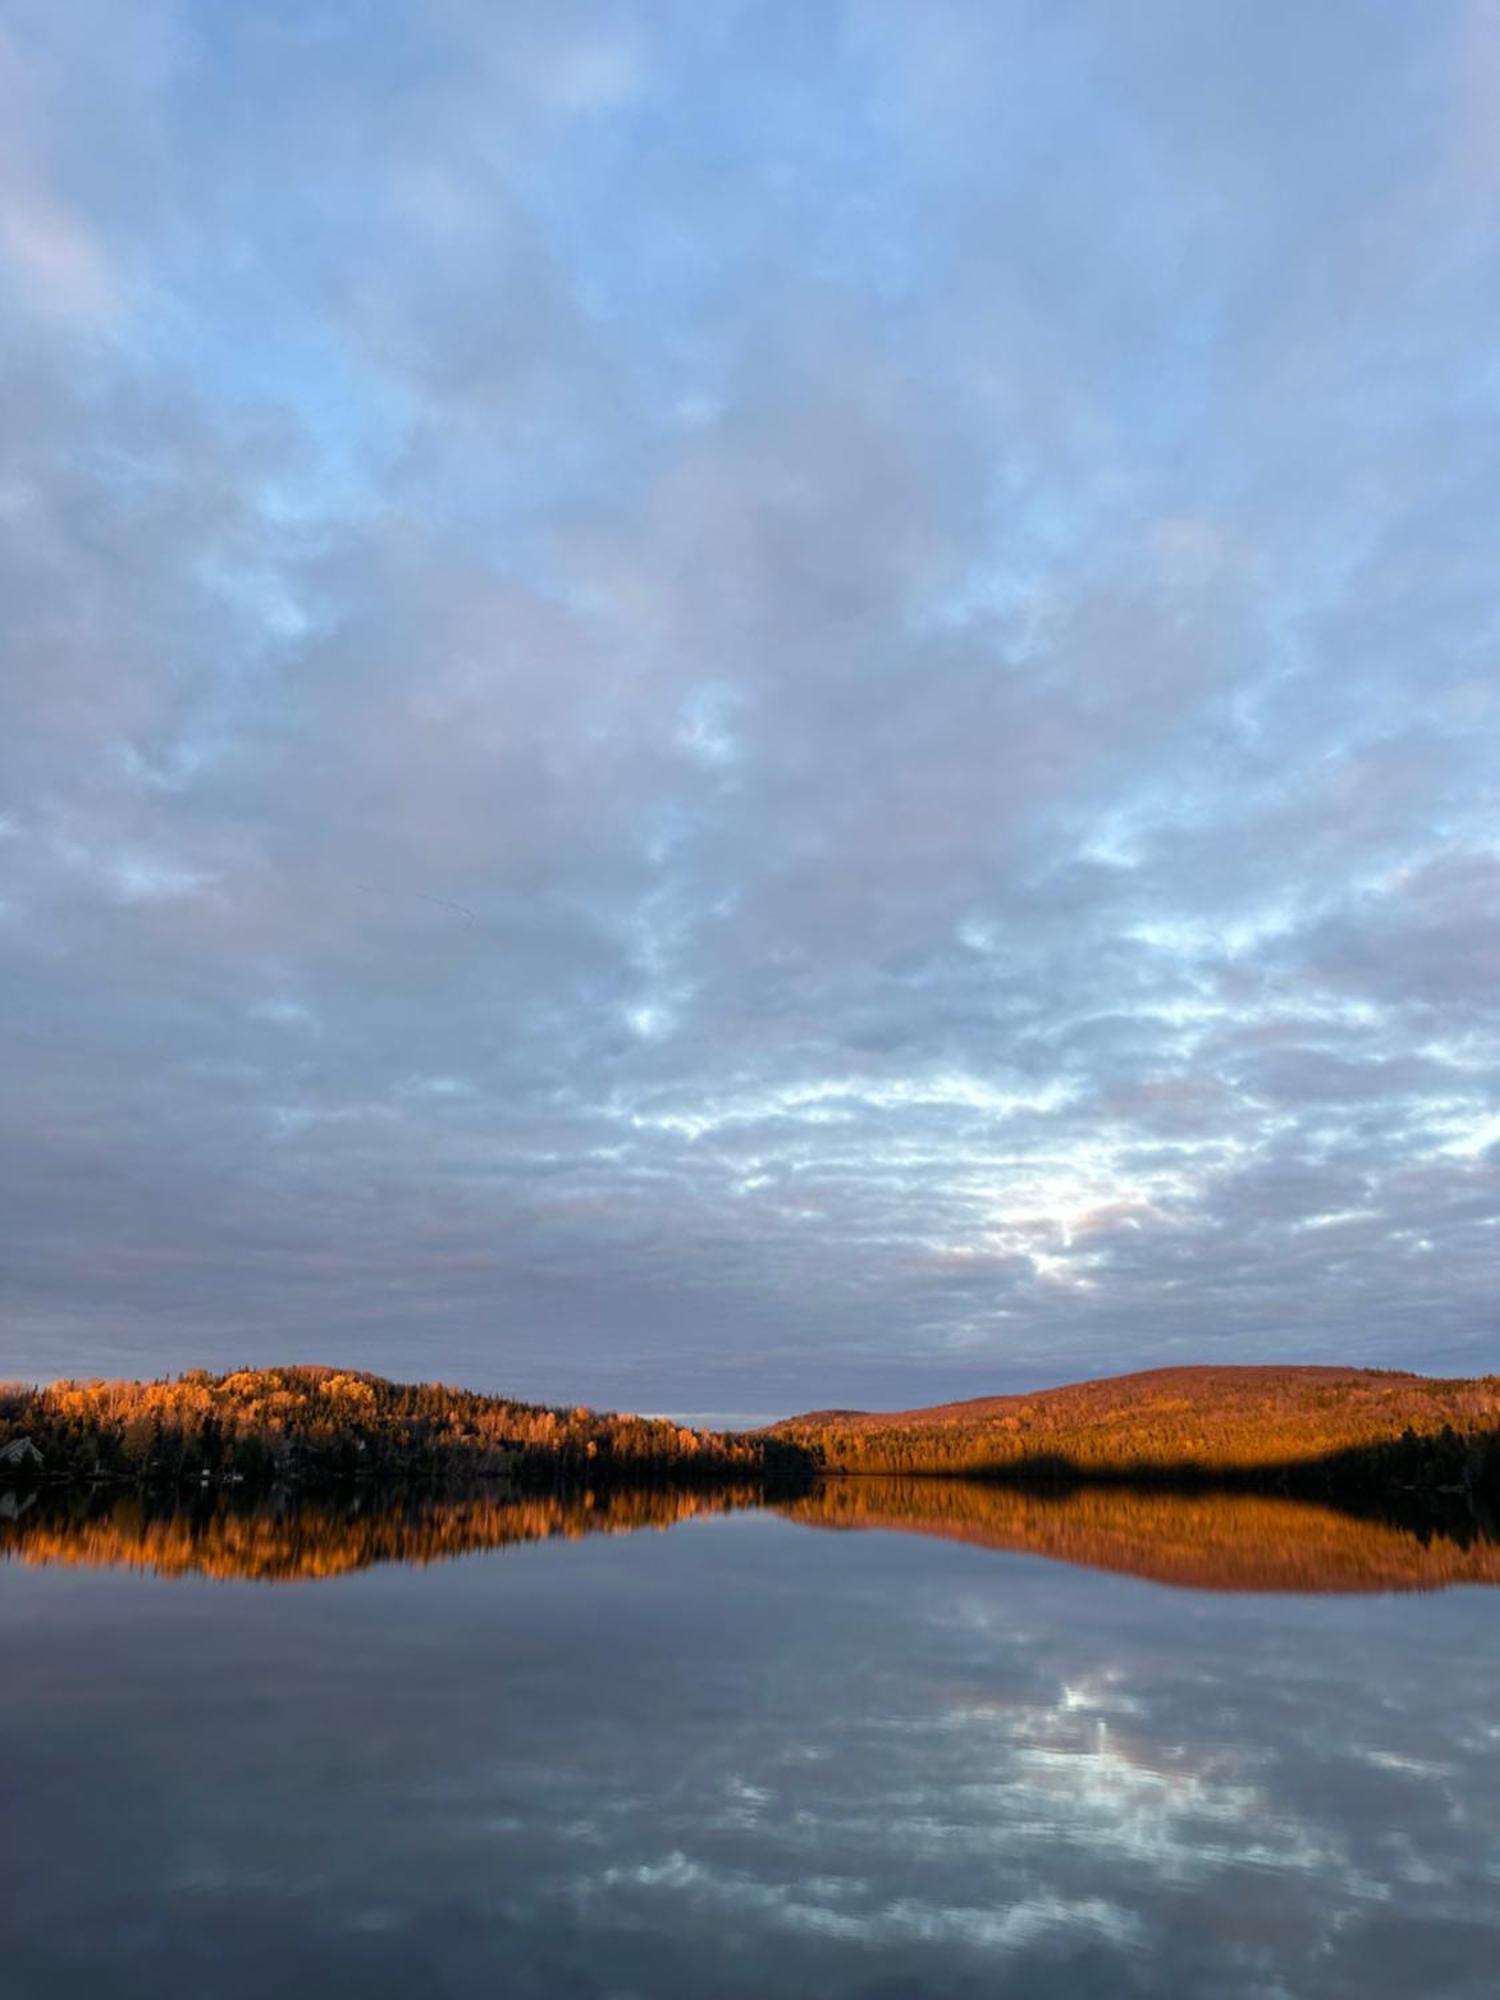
left=0, top=1485, right=763, bottom=1584
left=3, top=1479, right=1496, bottom=1592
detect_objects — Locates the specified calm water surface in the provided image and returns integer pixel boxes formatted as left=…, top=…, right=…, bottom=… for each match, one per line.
left=2, top=1485, right=1497, bottom=1999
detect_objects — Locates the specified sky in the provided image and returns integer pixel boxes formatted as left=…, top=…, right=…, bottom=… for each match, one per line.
left=2, top=0, right=1497, bottom=1417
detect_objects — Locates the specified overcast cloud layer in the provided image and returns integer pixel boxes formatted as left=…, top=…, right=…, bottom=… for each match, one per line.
left=3, top=0, right=1498, bottom=1411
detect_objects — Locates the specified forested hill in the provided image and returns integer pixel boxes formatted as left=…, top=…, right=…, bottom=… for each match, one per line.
left=6, top=1362, right=1499, bottom=1501
left=0, top=1367, right=794, bottom=1490
left=770, top=1365, right=1500, bottom=1487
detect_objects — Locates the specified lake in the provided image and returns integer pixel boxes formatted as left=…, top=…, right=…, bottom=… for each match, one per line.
left=2, top=1483, right=1497, bottom=1998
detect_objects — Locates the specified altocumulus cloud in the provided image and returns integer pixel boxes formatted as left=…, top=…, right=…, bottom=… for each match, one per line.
left=1, top=0, right=1497, bottom=1409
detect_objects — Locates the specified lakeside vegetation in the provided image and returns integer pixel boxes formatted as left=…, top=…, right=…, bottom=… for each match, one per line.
left=772, top=1365, right=1500, bottom=1499
left=4, top=1364, right=1499, bottom=1517
left=0, top=1366, right=798, bottom=1492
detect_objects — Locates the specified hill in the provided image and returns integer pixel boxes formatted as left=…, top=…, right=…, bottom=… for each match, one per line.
left=770, top=1364, right=1500, bottom=1490
left=0, top=1365, right=798, bottom=1492
left=6, top=1361, right=1499, bottom=1507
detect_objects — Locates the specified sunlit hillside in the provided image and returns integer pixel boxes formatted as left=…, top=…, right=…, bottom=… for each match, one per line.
left=0, top=1366, right=790, bottom=1490
left=772, top=1365, right=1500, bottom=1485
left=7, top=1363, right=1499, bottom=1502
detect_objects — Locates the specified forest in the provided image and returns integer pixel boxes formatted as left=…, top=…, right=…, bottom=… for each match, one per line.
left=5, top=1362, right=1500, bottom=1509
left=0, top=1366, right=804, bottom=1492
left=771, top=1365, right=1500, bottom=1499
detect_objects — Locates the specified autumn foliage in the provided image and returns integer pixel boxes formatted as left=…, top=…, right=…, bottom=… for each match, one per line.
left=6, top=1362, right=1500, bottom=1506
left=0, top=1365, right=793, bottom=1490
left=772, top=1365, right=1500, bottom=1489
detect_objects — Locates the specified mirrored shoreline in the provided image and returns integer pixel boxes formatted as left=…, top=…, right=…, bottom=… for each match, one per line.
left=4, top=1477, right=1497, bottom=1594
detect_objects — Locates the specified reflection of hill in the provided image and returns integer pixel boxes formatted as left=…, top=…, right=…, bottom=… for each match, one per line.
left=0, top=1485, right=760, bottom=1584
left=776, top=1479, right=1500, bottom=1594
left=7, top=1479, right=1498, bottom=1594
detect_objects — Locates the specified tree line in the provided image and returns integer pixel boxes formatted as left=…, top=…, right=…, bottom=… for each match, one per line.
left=772, top=1368, right=1500, bottom=1497
left=0, top=1366, right=809, bottom=1491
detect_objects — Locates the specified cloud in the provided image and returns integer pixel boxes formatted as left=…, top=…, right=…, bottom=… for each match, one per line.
left=1, top=0, right=1496, bottom=1402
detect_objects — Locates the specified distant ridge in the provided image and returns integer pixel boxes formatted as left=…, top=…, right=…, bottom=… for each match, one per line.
left=770, top=1363, right=1500, bottom=1491
left=4, top=1363, right=1498, bottom=1511
left=778, top=1364, right=1424, bottom=1432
